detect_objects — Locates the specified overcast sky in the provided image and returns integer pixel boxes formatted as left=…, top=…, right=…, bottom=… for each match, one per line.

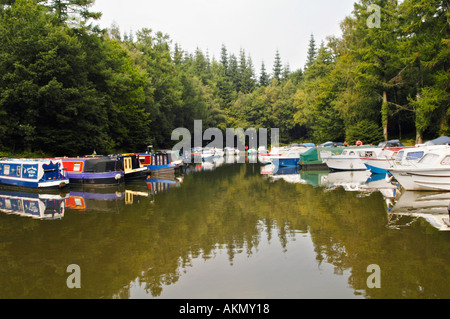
left=92, top=0, right=357, bottom=74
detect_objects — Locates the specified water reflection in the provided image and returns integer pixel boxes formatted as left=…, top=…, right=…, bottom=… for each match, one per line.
left=0, top=188, right=67, bottom=220
left=388, top=191, right=450, bottom=232
left=0, top=160, right=448, bottom=299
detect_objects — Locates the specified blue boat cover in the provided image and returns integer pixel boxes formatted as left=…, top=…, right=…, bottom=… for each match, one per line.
left=425, top=136, right=450, bottom=145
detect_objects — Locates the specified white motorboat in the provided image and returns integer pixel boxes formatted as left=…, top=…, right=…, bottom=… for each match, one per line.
left=214, top=148, right=224, bottom=157
left=388, top=145, right=450, bottom=191
left=258, top=146, right=284, bottom=164
left=361, top=148, right=402, bottom=174
left=322, top=146, right=384, bottom=171
left=269, top=145, right=312, bottom=167
left=201, top=147, right=215, bottom=160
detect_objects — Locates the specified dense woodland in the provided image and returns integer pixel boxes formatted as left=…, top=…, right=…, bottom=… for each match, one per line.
left=0, top=0, right=448, bottom=156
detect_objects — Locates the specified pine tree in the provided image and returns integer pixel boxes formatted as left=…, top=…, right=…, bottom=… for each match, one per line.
left=305, top=33, right=317, bottom=70
left=282, top=63, right=291, bottom=82
left=259, top=61, right=269, bottom=87
left=39, top=0, right=101, bottom=23
left=272, top=50, right=282, bottom=83
left=220, top=44, right=228, bottom=75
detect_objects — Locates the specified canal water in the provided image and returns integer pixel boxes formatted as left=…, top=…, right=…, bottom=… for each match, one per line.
left=0, top=155, right=449, bottom=299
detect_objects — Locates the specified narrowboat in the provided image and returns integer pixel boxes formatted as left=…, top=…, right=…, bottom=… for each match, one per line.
left=61, top=157, right=124, bottom=186
left=0, top=188, right=67, bottom=220
left=138, top=152, right=176, bottom=174
left=0, top=158, right=69, bottom=189
left=114, top=154, right=149, bottom=180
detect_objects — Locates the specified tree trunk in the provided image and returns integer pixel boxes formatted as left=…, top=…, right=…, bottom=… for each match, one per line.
left=382, top=91, right=389, bottom=141
left=415, top=92, right=423, bottom=144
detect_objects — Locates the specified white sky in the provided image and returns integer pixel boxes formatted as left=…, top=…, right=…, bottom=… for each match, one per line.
left=92, top=0, right=357, bottom=74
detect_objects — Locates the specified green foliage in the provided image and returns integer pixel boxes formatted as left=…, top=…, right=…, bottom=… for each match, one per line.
left=345, top=120, right=384, bottom=145
left=0, top=0, right=446, bottom=156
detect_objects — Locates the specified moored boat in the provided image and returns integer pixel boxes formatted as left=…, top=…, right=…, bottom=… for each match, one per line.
left=137, top=152, right=176, bottom=175
left=388, top=145, right=450, bottom=191
left=114, top=154, right=149, bottom=180
left=299, top=147, right=345, bottom=170
left=322, top=146, right=383, bottom=171
left=0, top=158, right=69, bottom=189
left=268, top=144, right=312, bottom=167
left=61, top=157, right=124, bottom=186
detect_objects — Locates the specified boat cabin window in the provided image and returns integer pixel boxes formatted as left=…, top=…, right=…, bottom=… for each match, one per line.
left=440, top=155, right=450, bottom=165
left=84, top=159, right=118, bottom=173
left=3, top=165, right=10, bottom=175
left=396, top=151, right=404, bottom=161
left=362, top=151, right=374, bottom=157
left=418, top=153, right=439, bottom=165
left=16, top=165, right=21, bottom=176
left=406, top=151, right=424, bottom=161
left=349, top=151, right=355, bottom=155
left=73, top=163, right=82, bottom=172
left=342, top=150, right=348, bottom=156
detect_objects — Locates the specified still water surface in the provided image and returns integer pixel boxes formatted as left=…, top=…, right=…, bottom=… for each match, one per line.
left=0, top=155, right=449, bottom=299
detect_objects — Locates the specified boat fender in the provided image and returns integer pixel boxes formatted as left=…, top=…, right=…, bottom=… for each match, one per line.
left=115, top=173, right=122, bottom=180
left=385, top=174, right=393, bottom=183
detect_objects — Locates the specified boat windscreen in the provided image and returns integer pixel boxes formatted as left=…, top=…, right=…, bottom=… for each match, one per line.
left=84, top=159, right=118, bottom=173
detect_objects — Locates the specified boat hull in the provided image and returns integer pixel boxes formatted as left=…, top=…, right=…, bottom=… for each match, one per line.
left=389, top=168, right=450, bottom=191
left=0, top=177, right=69, bottom=189
left=324, top=157, right=367, bottom=171
left=66, top=172, right=124, bottom=186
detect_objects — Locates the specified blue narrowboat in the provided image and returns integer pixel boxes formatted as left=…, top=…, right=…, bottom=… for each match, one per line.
left=0, top=158, right=69, bottom=189
left=61, top=157, right=124, bottom=186
left=138, top=152, right=176, bottom=174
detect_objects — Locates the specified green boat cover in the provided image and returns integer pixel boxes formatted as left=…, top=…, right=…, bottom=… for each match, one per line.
left=300, top=147, right=346, bottom=163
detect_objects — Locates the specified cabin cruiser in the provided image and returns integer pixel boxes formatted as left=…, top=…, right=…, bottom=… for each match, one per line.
left=388, top=145, right=450, bottom=191
left=322, top=146, right=384, bottom=171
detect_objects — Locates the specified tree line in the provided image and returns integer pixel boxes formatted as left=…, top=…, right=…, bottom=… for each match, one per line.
left=0, top=0, right=448, bottom=156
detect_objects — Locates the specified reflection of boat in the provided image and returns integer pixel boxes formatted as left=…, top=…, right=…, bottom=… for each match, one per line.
left=299, top=170, right=330, bottom=187
left=0, top=189, right=67, bottom=220
left=146, top=177, right=182, bottom=195
left=261, top=165, right=305, bottom=184
left=388, top=191, right=450, bottom=231
left=65, top=186, right=124, bottom=212
left=388, top=146, right=450, bottom=191
left=0, top=158, right=69, bottom=189
left=361, top=173, right=400, bottom=199
left=321, top=170, right=372, bottom=191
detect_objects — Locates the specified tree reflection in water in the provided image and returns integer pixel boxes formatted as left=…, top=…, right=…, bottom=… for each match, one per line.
left=0, top=162, right=448, bottom=299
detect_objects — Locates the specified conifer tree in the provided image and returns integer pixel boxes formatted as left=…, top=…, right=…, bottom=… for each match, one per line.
left=305, top=33, right=317, bottom=70
left=259, top=61, right=269, bottom=87
left=272, top=50, right=282, bottom=83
